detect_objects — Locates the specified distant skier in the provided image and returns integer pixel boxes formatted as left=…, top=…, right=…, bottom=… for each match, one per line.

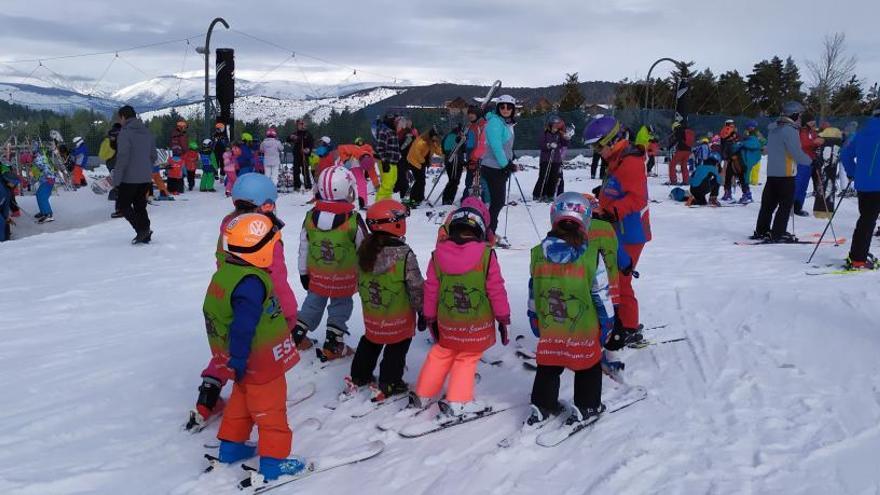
left=732, top=120, right=765, bottom=203
left=33, top=154, right=56, bottom=223
left=198, top=139, right=217, bottom=192
left=286, top=119, right=314, bottom=191
left=259, top=127, right=284, bottom=183
left=534, top=115, right=570, bottom=202
left=752, top=101, right=812, bottom=243
left=374, top=113, right=401, bottom=202
left=71, top=136, right=88, bottom=188
left=183, top=140, right=199, bottom=192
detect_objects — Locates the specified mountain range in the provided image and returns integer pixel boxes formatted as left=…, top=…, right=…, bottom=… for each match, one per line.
left=0, top=73, right=617, bottom=123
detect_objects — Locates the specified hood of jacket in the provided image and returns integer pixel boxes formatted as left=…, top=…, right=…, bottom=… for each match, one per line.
left=541, top=235, right=586, bottom=264
left=434, top=240, right=486, bottom=275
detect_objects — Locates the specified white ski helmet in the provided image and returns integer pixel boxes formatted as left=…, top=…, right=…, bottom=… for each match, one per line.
left=320, top=136, right=332, bottom=145
left=317, top=165, right=356, bottom=202
left=73, top=136, right=84, bottom=146
left=495, top=94, right=516, bottom=108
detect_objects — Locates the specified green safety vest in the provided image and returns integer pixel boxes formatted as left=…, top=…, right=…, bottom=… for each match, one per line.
left=358, top=254, right=416, bottom=344
left=202, top=262, right=298, bottom=384
left=305, top=212, right=358, bottom=297
left=435, top=247, right=495, bottom=352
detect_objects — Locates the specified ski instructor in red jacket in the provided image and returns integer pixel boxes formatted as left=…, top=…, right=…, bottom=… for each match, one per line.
left=583, top=116, right=652, bottom=348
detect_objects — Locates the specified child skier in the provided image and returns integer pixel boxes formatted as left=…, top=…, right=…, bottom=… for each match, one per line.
left=71, top=136, right=88, bottom=188
left=150, top=150, right=172, bottom=201
left=33, top=154, right=56, bottom=223
left=199, top=139, right=217, bottom=192
left=343, top=199, right=425, bottom=402
left=184, top=141, right=200, bottom=191
left=166, top=146, right=185, bottom=195
left=205, top=212, right=304, bottom=482
left=224, top=144, right=241, bottom=197
left=292, top=165, right=368, bottom=361
left=412, top=205, right=511, bottom=417
left=187, top=174, right=299, bottom=431
left=525, top=192, right=621, bottom=428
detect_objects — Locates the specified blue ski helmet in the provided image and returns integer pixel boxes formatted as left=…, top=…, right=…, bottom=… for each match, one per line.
left=583, top=116, right=620, bottom=147
left=231, top=173, right=278, bottom=210
left=745, top=119, right=758, bottom=130
left=782, top=101, right=805, bottom=117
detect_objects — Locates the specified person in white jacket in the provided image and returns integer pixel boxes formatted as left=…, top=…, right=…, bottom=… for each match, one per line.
left=259, top=127, right=284, bottom=183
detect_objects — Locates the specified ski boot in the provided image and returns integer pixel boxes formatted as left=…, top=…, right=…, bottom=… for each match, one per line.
left=438, top=399, right=490, bottom=419
left=132, top=230, right=153, bottom=245
left=770, top=232, right=798, bottom=243
left=338, top=375, right=368, bottom=402
left=316, top=325, right=354, bottom=362
left=37, top=214, right=54, bottom=223
left=185, top=377, right=224, bottom=431
left=526, top=403, right=563, bottom=427
left=111, top=210, right=124, bottom=219
left=708, top=197, right=721, bottom=207
left=564, top=403, right=606, bottom=427
left=259, top=456, right=307, bottom=481
left=291, top=321, right=315, bottom=351
left=720, top=189, right=732, bottom=202
left=749, top=230, right=770, bottom=241
left=738, top=191, right=753, bottom=204
left=218, top=440, right=256, bottom=464
left=369, top=381, right=409, bottom=403
left=34, top=212, right=45, bottom=220
left=495, top=237, right=511, bottom=249
left=844, top=254, right=878, bottom=271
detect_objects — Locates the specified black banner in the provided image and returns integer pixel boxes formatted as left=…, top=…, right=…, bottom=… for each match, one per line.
left=216, top=48, right=235, bottom=136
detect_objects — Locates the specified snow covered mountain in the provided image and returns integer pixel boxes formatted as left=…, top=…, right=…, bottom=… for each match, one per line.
left=0, top=82, right=121, bottom=115
left=140, top=86, right=406, bottom=124
left=111, top=75, right=409, bottom=111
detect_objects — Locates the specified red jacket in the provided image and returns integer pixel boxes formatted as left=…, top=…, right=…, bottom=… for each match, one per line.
left=799, top=127, right=820, bottom=161
left=183, top=150, right=199, bottom=171
left=598, top=140, right=651, bottom=245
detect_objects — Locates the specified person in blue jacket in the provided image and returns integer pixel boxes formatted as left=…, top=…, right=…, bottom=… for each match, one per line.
left=481, top=95, right=516, bottom=235
left=840, top=107, right=880, bottom=270
left=237, top=133, right=255, bottom=176
left=732, top=121, right=764, bottom=204
left=688, top=152, right=722, bottom=206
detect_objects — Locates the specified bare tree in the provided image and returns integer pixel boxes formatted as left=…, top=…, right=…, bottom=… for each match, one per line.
left=806, top=32, right=857, bottom=118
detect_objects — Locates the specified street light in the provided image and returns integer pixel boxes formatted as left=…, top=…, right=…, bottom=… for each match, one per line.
left=641, top=58, right=688, bottom=127
left=199, top=17, right=229, bottom=139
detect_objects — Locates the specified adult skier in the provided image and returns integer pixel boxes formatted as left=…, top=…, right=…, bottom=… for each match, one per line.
left=481, top=94, right=517, bottom=234
left=751, top=101, right=813, bottom=242
left=112, top=105, right=158, bottom=244
left=840, top=107, right=880, bottom=270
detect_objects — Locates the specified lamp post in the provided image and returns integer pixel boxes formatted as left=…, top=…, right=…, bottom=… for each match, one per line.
left=641, top=58, right=687, bottom=128
left=196, top=17, right=229, bottom=140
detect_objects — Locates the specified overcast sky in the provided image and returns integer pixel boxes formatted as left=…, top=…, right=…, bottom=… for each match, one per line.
left=0, top=0, right=877, bottom=92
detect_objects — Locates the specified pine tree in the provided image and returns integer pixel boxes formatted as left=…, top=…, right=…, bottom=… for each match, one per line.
left=558, top=73, right=585, bottom=112
left=748, top=57, right=786, bottom=115
left=829, top=75, right=864, bottom=116
left=781, top=56, right=805, bottom=104
left=716, top=70, right=751, bottom=115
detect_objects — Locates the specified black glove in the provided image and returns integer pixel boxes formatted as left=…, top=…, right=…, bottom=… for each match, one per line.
left=300, top=274, right=310, bottom=291
left=591, top=185, right=602, bottom=196
left=603, top=315, right=629, bottom=351
left=417, top=313, right=427, bottom=332
left=497, top=321, right=509, bottom=346
left=592, top=208, right=617, bottom=223
left=620, top=261, right=634, bottom=277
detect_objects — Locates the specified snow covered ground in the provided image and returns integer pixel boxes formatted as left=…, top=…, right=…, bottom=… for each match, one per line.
left=1, top=163, right=879, bottom=495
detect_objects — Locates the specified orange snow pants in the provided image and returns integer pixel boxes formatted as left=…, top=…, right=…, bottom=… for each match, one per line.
left=618, top=243, right=644, bottom=330
left=217, top=375, right=292, bottom=459
left=415, top=344, right=482, bottom=403
left=72, top=166, right=85, bottom=186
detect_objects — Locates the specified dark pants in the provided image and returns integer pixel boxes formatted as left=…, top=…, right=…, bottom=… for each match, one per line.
left=186, top=170, right=196, bottom=191
left=117, top=183, right=151, bottom=235
left=395, top=159, right=411, bottom=195
left=293, top=151, right=311, bottom=190
left=723, top=157, right=749, bottom=194
left=481, top=166, right=508, bottom=233
left=533, top=160, right=561, bottom=200
left=646, top=155, right=656, bottom=174
left=167, top=177, right=184, bottom=194
left=590, top=154, right=606, bottom=179
left=850, top=191, right=880, bottom=262
left=755, top=176, right=795, bottom=237
left=462, top=163, right=476, bottom=200
left=531, top=363, right=602, bottom=413
left=350, top=336, right=412, bottom=387
left=690, top=177, right=720, bottom=205
left=409, top=164, right=426, bottom=204
left=441, top=157, right=464, bottom=205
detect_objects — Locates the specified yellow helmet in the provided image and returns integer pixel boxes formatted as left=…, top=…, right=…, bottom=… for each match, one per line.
left=222, top=213, right=280, bottom=268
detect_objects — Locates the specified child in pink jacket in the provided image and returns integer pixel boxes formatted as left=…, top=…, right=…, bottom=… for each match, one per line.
left=185, top=174, right=299, bottom=431
left=414, top=205, right=510, bottom=418
left=223, top=145, right=241, bottom=197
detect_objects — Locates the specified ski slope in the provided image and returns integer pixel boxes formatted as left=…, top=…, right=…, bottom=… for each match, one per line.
left=1, top=164, right=879, bottom=495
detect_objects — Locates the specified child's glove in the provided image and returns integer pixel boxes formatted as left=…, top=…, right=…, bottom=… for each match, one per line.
left=497, top=319, right=510, bottom=346
left=300, top=274, right=309, bottom=291
left=417, top=312, right=427, bottom=332
left=227, top=356, right=247, bottom=382
left=527, top=310, right=539, bottom=338
left=603, top=312, right=629, bottom=351
left=428, top=319, right=439, bottom=342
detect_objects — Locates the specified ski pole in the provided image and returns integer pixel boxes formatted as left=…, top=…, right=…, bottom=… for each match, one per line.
left=502, top=173, right=512, bottom=241
left=812, top=166, right=838, bottom=244
left=510, top=168, right=542, bottom=240
left=807, top=180, right=852, bottom=264
left=425, top=152, right=454, bottom=207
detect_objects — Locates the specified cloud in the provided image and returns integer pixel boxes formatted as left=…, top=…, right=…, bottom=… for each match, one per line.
left=0, top=0, right=876, bottom=93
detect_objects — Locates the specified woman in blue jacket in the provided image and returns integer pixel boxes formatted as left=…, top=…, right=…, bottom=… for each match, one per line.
left=480, top=95, right=516, bottom=235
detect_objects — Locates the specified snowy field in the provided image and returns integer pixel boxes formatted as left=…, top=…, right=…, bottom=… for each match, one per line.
left=1, top=163, right=879, bottom=495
